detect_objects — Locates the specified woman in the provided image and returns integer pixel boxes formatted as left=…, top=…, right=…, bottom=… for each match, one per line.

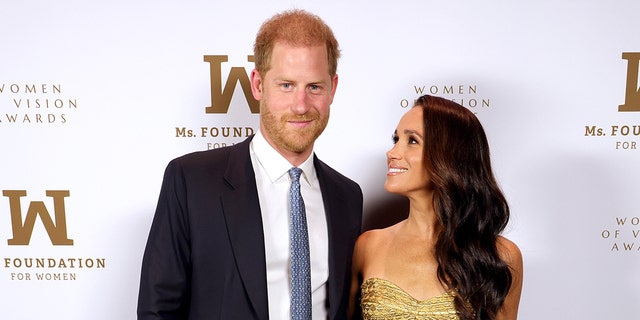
left=349, top=95, right=523, bottom=320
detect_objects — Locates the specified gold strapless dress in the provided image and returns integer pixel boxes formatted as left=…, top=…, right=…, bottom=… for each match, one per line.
left=360, top=278, right=460, bottom=320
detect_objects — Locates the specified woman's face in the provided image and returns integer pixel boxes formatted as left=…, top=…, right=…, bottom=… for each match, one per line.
left=384, top=107, right=432, bottom=196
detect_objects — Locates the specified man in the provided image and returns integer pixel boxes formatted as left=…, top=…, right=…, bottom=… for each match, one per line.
left=137, top=9, right=363, bottom=320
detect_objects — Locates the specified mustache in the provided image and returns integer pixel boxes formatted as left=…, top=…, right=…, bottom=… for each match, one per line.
left=283, top=113, right=319, bottom=122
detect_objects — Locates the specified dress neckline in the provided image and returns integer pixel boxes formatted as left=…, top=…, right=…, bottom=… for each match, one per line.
left=362, top=277, right=453, bottom=303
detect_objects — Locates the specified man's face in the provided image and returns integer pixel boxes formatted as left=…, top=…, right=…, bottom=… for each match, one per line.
left=251, top=41, right=338, bottom=158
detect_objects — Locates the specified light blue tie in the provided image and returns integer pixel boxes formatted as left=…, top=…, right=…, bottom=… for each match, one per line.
left=288, top=167, right=312, bottom=320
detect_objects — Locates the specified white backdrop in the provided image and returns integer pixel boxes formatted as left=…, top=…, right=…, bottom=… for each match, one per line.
left=2, top=1, right=639, bottom=319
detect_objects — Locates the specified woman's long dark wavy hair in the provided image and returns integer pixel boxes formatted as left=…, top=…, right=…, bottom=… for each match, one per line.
left=415, top=95, right=512, bottom=320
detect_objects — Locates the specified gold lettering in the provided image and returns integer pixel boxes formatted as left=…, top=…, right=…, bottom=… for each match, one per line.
left=203, top=55, right=259, bottom=114
left=3, top=190, right=73, bottom=245
left=619, top=52, right=640, bottom=112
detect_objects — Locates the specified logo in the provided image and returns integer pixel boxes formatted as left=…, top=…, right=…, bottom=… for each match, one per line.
left=619, top=52, right=640, bottom=112
left=3, top=190, right=73, bottom=245
left=174, top=55, right=258, bottom=150
left=2, top=189, right=107, bottom=281
left=204, top=55, right=259, bottom=114
left=583, top=52, right=640, bottom=151
left=0, top=190, right=106, bottom=281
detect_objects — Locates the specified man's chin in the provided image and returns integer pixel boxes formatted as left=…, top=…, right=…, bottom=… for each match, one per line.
left=283, top=135, right=316, bottom=153
left=284, top=141, right=313, bottom=153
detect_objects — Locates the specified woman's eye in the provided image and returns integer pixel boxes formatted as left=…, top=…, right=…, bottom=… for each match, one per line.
left=409, top=136, right=420, bottom=144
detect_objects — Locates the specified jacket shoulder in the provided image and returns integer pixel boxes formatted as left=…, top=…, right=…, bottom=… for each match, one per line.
left=314, top=157, right=362, bottom=195
left=167, top=139, right=250, bottom=172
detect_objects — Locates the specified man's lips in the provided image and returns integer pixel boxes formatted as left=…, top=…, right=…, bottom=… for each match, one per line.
left=287, top=118, right=314, bottom=128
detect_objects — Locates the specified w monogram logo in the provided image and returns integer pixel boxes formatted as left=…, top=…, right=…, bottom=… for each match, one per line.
left=619, top=52, right=640, bottom=112
left=3, top=190, right=73, bottom=245
left=204, top=55, right=259, bottom=114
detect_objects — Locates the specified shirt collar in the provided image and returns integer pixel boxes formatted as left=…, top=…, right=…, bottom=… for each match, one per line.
left=250, top=132, right=316, bottom=186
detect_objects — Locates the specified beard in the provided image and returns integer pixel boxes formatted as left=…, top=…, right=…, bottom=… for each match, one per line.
left=260, top=104, right=329, bottom=154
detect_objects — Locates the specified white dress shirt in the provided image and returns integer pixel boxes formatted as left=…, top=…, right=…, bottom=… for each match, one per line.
left=250, top=132, right=329, bottom=319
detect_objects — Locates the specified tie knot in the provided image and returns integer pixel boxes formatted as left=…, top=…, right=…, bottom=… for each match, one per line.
left=289, top=167, right=303, bottom=183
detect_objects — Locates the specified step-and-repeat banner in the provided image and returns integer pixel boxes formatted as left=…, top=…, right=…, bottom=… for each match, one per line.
left=2, top=1, right=639, bottom=319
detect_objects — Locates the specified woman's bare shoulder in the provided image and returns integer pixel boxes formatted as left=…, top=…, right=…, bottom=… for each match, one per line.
left=356, top=221, right=404, bottom=253
left=496, top=236, right=524, bottom=320
left=497, top=236, right=523, bottom=271
left=359, top=221, right=403, bottom=243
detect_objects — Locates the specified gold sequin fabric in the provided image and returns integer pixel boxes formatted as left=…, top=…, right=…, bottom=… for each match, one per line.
left=360, top=278, right=460, bottom=320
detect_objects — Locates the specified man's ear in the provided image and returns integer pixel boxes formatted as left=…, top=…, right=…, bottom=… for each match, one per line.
left=250, top=69, right=263, bottom=100
left=329, top=73, right=339, bottom=104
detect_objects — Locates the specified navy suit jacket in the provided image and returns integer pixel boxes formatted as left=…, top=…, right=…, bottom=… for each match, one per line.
left=137, top=136, right=363, bottom=319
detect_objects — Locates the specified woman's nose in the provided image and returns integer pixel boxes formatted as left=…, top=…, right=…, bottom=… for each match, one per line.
left=386, top=145, right=400, bottom=160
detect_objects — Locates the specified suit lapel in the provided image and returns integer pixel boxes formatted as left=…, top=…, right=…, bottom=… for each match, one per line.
left=221, top=138, right=269, bottom=320
left=315, top=157, right=352, bottom=319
